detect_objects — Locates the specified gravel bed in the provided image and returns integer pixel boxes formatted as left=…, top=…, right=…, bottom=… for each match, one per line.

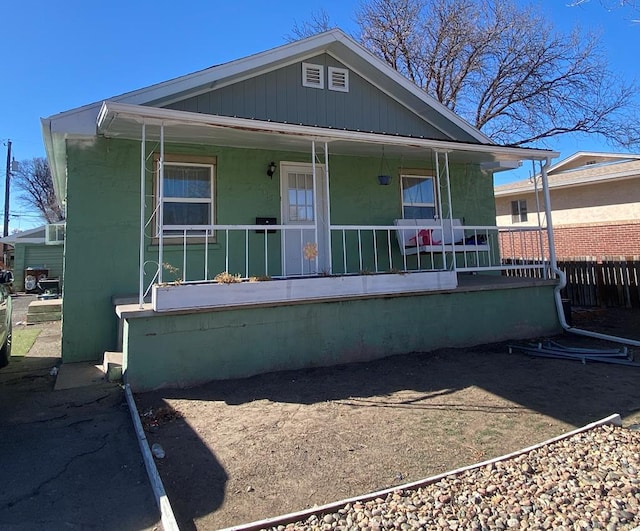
left=264, top=424, right=640, bottom=530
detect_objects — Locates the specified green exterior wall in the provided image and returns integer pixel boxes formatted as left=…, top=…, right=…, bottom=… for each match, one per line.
left=166, top=54, right=454, bottom=140
left=123, top=284, right=560, bottom=391
left=13, top=243, right=64, bottom=292
left=62, top=137, right=495, bottom=362
left=63, top=139, right=142, bottom=361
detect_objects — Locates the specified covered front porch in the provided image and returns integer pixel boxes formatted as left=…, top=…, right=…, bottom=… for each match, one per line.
left=98, top=102, right=558, bottom=314
left=96, top=102, right=561, bottom=390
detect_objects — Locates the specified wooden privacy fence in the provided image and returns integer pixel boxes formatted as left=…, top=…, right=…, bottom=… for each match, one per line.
left=503, top=257, right=640, bottom=308
left=560, top=258, right=640, bottom=309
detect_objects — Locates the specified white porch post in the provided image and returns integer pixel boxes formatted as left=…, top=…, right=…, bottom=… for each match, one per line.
left=138, top=123, right=146, bottom=308
left=540, top=157, right=557, bottom=272
left=158, top=124, right=165, bottom=283
left=324, top=141, right=332, bottom=274
left=311, top=140, right=319, bottom=273
left=532, top=160, right=546, bottom=275
left=442, top=151, right=455, bottom=251
left=433, top=151, right=449, bottom=270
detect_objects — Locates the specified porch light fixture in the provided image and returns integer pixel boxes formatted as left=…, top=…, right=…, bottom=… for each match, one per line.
left=267, top=162, right=277, bottom=179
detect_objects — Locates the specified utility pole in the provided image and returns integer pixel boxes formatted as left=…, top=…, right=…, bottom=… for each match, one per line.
left=4, top=140, right=11, bottom=236
left=3, top=140, right=10, bottom=268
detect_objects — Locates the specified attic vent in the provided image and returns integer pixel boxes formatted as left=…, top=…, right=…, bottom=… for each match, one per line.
left=328, top=67, right=349, bottom=92
left=302, top=63, right=324, bottom=89
left=586, top=160, right=597, bottom=165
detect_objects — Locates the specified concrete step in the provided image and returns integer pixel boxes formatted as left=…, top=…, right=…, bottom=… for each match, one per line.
left=102, top=351, right=123, bottom=382
left=27, top=299, right=62, bottom=313
left=26, top=299, right=62, bottom=323
left=27, top=312, right=62, bottom=323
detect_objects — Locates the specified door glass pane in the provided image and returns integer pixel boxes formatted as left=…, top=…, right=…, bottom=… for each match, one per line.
left=287, top=171, right=314, bottom=221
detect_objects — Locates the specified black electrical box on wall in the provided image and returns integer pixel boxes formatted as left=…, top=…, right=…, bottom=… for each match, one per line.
left=255, top=217, right=277, bottom=233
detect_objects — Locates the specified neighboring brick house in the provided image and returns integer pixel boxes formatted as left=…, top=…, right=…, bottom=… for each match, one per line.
left=495, top=152, right=640, bottom=260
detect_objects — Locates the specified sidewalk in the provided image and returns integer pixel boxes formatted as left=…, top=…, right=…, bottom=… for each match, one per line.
left=0, top=295, right=161, bottom=530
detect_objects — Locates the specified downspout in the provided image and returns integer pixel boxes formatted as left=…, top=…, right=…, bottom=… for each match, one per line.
left=540, top=157, right=640, bottom=347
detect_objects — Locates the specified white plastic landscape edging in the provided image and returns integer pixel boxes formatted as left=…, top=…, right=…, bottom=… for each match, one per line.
left=124, top=383, right=180, bottom=531
left=220, top=413, right=623, bottom=531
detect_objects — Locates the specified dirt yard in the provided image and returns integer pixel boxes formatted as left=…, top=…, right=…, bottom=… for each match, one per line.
left=134, top=307, right=640, bottom=531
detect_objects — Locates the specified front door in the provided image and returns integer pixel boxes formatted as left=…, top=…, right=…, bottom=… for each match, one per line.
left=280, top=162, right=329, bottom=276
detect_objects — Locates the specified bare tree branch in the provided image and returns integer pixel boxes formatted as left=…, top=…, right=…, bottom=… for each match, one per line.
left=12, top=158, right=64, bottom=224
left=285, top=9, right=335, bottom=42
left=354, top=0, right=640, bottom=147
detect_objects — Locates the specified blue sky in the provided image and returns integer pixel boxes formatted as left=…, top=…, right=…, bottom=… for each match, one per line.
left=1, top=0, right=638, bottom=229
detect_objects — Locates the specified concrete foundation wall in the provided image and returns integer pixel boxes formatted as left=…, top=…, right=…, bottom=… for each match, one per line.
left=123, top=284, right=560, bottom=391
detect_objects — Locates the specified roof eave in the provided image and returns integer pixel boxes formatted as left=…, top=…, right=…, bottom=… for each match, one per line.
left=495, top=169, right=640, bottom=197
left=97, top=101, right=558, bottom=161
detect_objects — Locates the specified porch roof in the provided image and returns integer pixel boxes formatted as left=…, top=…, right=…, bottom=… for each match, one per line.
left=97, top=101, right=558, bottom=168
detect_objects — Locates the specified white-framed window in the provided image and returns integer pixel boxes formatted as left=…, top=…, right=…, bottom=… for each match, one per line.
left=511, top=199, right=528, bottom=223
left=328, top=67, right=349, bottom=92
left=401, top=175, right=437, bottom=219
left=302, top=62, right=324, bottom=89
left=155, top=155, right=216, bottom=239
left=45, top=222, right=65, bottom=245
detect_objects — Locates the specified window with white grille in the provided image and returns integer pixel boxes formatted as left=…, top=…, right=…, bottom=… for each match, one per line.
left=302, top=63, right=324, bottom=89
left=153, top=154, right=217, bottom=240
left=328, top=67, right=349, bottom=92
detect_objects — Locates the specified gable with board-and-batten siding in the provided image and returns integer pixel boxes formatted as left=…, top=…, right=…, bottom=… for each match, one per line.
left=163, top=53, right=453, bottom=140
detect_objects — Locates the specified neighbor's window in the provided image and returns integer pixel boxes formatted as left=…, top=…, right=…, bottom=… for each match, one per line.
left=401, top=175, right=436, bottom=219
left=45, top=223, right=65, bottom=245
left=155, top=156, right=216, bottom=238
left=511, top=199, right=528, bottom=223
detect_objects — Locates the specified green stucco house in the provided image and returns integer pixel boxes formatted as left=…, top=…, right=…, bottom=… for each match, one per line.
left=42, top=29, right=562, bottom=391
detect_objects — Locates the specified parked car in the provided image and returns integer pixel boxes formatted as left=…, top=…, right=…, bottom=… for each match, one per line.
left=0, top=270, right=13, bottom=367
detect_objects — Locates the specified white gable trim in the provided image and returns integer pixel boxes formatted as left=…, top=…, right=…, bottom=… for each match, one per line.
left=42, top=29, right=490, bottom=144
left=547, top=151, right=640, bottom=174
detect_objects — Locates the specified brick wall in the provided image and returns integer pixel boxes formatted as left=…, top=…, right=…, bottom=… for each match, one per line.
left=500, top=221, right=640, bottom=260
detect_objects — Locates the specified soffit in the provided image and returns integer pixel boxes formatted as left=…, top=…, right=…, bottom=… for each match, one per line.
left=97, top=102, right=556, bottom=167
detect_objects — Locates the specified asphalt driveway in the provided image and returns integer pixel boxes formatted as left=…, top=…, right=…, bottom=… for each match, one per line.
left=0, top=294, right=161, bottom=530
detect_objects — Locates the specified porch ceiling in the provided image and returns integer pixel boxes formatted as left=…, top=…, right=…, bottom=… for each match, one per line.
left=97, top=102, right=558, bottom=167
